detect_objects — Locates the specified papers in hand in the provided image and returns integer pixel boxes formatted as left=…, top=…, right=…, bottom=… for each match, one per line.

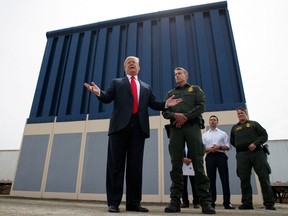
left=182, top=162, right=195, bottom=176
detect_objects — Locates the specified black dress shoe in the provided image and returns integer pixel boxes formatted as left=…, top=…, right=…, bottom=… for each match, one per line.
left=108, top=205, right=119, bottom=213
left=224, top=204, right=235, bottom=209
left=193, top=204, right=200, bottom=209
left=126, top=205, right=149, bottom=212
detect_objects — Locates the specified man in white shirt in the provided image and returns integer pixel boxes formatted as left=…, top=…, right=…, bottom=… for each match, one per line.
left=202, top=115, right=235, bottom=209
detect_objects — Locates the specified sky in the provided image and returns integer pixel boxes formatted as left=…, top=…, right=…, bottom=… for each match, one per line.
left=0, top=0, right=288, bottom=150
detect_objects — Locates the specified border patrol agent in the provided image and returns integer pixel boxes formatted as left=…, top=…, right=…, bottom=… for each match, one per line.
left=230, top=107, right=276, bottom=210
left=162, top=67, right=215, bottom=214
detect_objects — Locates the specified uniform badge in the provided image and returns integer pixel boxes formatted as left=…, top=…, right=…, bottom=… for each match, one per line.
left=246, top=123, right=251, bottom=128
left=188, top=87, right=193, bottom=92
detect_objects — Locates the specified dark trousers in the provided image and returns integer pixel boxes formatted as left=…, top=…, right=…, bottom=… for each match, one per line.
left=182, top=175, right=200, bottom=205
left=205, top=152, right=231, bottom=206
left=106, top=114, right=146, bottom=207
left=236, top=150, right=274, bottom=206
left=169, top=123, right=212, bottom=205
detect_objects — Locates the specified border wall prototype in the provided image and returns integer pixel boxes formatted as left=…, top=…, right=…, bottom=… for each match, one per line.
left=11, top=2, right=265, bottom=204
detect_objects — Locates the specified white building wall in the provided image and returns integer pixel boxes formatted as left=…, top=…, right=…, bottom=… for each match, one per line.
left=0, top=150, right=19, bottom=182
left=267, top=140, right=288, bottom=183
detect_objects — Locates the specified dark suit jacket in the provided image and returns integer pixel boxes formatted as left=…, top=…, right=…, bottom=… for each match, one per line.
left=97, top=76, right=166, bottom=138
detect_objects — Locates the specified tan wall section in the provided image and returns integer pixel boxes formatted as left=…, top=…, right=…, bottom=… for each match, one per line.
left=11, top=111, right=264, bottom=204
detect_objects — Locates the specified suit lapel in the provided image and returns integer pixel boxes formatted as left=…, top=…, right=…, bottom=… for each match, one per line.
left=123, top=76, right=132, bottom=95
left=139, top=80, right=144, bottom=98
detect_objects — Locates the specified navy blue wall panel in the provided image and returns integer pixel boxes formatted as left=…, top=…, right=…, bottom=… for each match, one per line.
left=28, top=1, right=245, bottom=123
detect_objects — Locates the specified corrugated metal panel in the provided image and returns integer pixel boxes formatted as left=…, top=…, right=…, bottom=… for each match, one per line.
left=27, top=1, right=245, bottom=123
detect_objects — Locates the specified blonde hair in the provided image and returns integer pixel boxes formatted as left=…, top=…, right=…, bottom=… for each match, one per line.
left=124, top=56, right=139, bottom=67
left=174, top=67, right=188, bottom=75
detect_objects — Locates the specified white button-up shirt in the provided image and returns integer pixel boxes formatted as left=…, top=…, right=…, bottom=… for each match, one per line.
left=202, top=128, right=231, bottom=153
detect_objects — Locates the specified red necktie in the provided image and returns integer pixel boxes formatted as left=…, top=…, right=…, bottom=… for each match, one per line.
left=130, top=76, right=138, bottom=114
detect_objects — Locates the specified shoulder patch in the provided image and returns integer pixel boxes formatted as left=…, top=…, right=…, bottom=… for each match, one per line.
left=198, top=86, right=204, bottom=93
left=192, top=85, right=204, bottom=93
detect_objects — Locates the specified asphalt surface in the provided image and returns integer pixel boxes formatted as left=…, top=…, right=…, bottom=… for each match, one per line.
left=0, top=196, right=287, bottom=216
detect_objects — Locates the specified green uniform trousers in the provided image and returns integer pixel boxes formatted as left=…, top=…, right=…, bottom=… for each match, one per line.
left=236, top=149, right=275, bottom=206
left=168, top=123, right=212, bottom=205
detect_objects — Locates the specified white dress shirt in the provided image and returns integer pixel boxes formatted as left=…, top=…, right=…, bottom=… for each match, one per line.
left=202, top=128, right=231, bottom=153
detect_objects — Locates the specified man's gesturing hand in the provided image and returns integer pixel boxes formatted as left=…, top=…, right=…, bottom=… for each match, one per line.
left=84, top=82, right=100, bottom=96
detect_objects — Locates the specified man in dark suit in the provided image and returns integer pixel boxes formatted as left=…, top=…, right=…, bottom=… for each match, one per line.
left=84, top=56, right=182, bottom=213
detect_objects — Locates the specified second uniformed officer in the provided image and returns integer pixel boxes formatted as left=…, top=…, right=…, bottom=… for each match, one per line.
left=230, top=107, right=276, bottom=210
left=162, top=67, right=215, bottom=214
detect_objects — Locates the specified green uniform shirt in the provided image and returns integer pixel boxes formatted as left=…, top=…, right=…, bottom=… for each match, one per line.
left=230, top=120, right=268, bottom=151
left=162, top=83, right=205, bottom=121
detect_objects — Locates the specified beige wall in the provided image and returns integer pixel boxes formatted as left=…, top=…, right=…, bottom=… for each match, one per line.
left=11, top=111, right=265, bottom=204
